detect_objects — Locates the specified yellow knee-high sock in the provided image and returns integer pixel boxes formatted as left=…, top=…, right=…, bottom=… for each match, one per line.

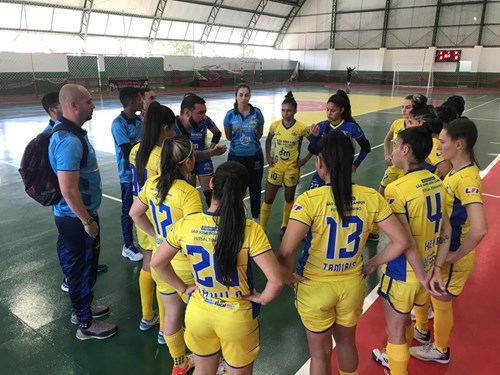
left=432, top=297, right=453, bottom=353
left=387, top=342, right=409, bottom=375
left=164, top=329, right=187, bottom=368
left=260, top=202, right=272, bottom=230
left=139, top=269, right=155, bottom=321
left=282, top=201, right=293, bottom=229
left=157, top=289, right=164, bottom=333
left=405, top=324, right=414, bottom=349
left=339, top=370, right=358, bottom=375
left=371, top=222, right=379, bottom=235
left=414, top=299, right=431, bottom=333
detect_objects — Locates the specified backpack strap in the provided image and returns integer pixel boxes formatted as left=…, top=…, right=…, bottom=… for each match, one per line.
left=50, top=124, right=89, bottom=169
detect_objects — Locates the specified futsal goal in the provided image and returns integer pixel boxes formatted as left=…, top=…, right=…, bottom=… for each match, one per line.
left=392, top=63, right=434, bottom=96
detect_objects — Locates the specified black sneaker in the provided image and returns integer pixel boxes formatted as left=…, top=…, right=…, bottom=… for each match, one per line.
left=76, top=319, right=118, bottom=340
left=71, top=306, right=110, bottom=325
left=61, top=278, right=69, bottom=293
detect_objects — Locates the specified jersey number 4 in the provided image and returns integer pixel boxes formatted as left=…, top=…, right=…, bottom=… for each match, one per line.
left=426, top=192, right=443, bottom=234
left=326, top=216, right=363, bottom=260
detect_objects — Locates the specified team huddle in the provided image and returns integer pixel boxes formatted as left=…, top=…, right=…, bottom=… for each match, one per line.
left=41, top=83, right=487, bottom=375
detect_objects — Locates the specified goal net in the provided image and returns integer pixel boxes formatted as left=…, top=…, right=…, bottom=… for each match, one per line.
left=392, top=63, right=434, bottom=96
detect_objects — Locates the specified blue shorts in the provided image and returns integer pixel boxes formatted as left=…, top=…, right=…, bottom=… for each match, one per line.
left=194, top=159, right=214, bottom=176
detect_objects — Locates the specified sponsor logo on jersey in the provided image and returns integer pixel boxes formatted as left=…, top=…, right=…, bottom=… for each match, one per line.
left=292, top=203, right=302, bottom=211
left=465, top=187, right=479, bottom=194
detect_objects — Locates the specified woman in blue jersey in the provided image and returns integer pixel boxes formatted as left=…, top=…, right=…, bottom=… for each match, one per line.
left=151, top=161, right=284, bottom=375
left=308, top=90, right=371, bottom=189
left=130, top=136, right=202, bottom=375
left=279, top=132, right=411, bottom=375
left=130, top=102, right=176, bottom=339
left=224, top=84, right=265, bottom=222
left=410, top=118, right=488, bottom=364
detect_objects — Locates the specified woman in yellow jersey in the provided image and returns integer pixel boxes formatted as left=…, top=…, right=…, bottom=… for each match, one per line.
left=130, top=136, right=202, bottom=375
left=406, top=105, right=453, bottom=179
left=410, top=119, right=488, bottom=363
left=369, top=125, right=452, bottom=375
left=260, top=91, right=312, bottom=234
left=130, top=102, right=176, bottom=337
left=370, top=94, right=427, bottom=241
left=279, top=132, right=411, bottom=375
left=151, top=161, right=284, bottom=375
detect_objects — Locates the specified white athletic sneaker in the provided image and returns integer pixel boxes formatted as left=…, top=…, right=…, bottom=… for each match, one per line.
left=372, top=348, right=389, bottom=368
left=411, top=306, right=434, bottom=321
left=122, top=244, right=143, bottom=262
left=139, top=314, right=159, bottom=331
left=216, top=358, right=226, bottom=375
left=409, top=343, right=450, bottom=364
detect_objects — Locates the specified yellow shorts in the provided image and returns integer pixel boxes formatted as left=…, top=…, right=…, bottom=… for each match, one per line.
left=151, top=253, right=193, bottom=303
left=267, top=165, right=299, bottom=187
left=380, top=165, right=404, bottom=188
left=442, top=251, right=475, bottom=297
left=136, top=225, right=155, bottom=251
left=377, top=273, right=428, bottom=314
left=185, top=293, right=260, bottom=368
left=295, top=276, right=365, bottom=332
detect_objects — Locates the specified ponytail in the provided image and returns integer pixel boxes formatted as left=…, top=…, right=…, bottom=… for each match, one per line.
left=156, top=136, right=193, bottom=205
left=282, top=91, right=297, bottom=109
left=136, top=102, right=175, bottom=186
left=212, top=161, right=249, bottom=286
left=405, top=93, right=428, bottom=110
left=317, top=132, right=354, bottom=221
left=327, top=90, right=357, bottom=124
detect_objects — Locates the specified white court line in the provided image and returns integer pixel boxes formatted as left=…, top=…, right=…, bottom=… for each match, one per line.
left=295, top=146, right=500, bottom=375
left=483, top=193, right=500, bottom=199
left=463, top=96, right=500, bottom=113
left=102, top=193, right=122, bottom=203
left=0, top=160, right=19, bottom=168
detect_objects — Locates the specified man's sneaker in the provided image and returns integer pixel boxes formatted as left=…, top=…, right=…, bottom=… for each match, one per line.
left=171, top=354, right=195, bottom=375
left=372, top=348, right=389, bottom=368
left=122, top=244, right=143, bottom=262
left=157, top=331, right=166, bottom=345
left=139, top=315, right=159, bottom=331
left=410, top=343, right=450, bottom=364
left=97, top=264, right=108, bottom=273
left=70, top=306, right=110, bottom=325
left=414, top=326, right=431, bottom=344
left=76, top=319, right=118, bottom=340
left=61, top=278, right=69, bottom=293
left=368, top=233, right=380, bottom=241
left=411, top=306, right=434, bottom=321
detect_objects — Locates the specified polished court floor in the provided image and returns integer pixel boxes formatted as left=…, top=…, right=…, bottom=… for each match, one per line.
left=0, top=85, right=499, bottom=374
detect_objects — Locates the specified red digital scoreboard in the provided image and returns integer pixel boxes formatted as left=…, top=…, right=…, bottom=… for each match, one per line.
left=435, top=50, right=461, bottom=62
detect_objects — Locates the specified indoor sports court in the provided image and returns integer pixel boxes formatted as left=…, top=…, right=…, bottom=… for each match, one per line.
left=0, top=1, right=499, bottom=374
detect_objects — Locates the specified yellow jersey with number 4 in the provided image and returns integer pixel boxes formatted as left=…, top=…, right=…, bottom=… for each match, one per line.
left=384, top=168, right=446, bottom=282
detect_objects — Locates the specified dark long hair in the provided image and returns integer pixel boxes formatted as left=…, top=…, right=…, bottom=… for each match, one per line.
left=317, top=132, right=354, bottom=221
left=397, top=126, right=434, bottom=163
left=443, top=118, right=479, bottom=166
left=405, top=93, right=428, bottom=110
left=233, top=83, right=251, bottom=109
left=135, top=102, right=176, bottom=186
left=212, top=161, right=249, bottom=286
left=156, top=136, right=193, bottom=205
left=327, top=90, right=357, bottom=124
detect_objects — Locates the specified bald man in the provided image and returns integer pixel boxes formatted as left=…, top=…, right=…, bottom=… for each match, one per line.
left=48, top=84, right=118, bottom=340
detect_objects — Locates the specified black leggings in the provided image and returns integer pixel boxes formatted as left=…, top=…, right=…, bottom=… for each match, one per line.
left=228, top=152, right=263, bottom=219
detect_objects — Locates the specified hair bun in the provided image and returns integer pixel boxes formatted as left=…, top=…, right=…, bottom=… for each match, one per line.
left=285, top=91, right=294, bottom=99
